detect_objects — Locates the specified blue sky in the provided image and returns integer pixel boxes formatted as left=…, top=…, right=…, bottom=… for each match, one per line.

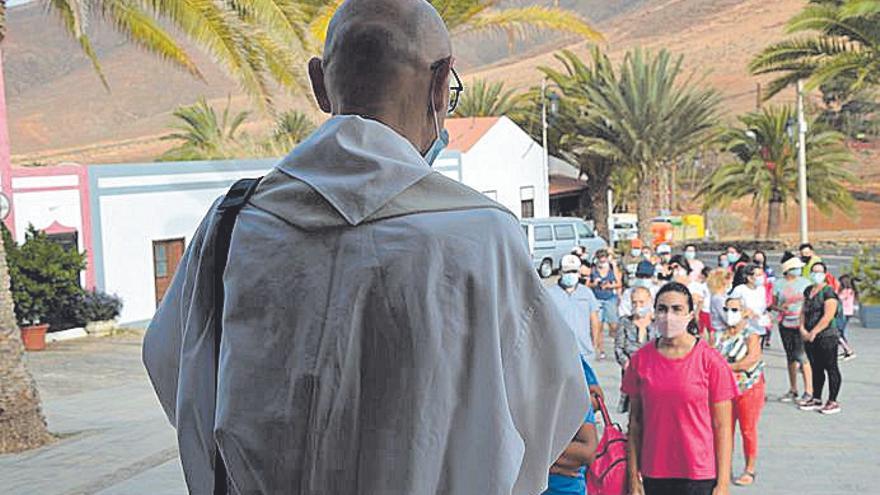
left=7, top=0, right=34, bottom=7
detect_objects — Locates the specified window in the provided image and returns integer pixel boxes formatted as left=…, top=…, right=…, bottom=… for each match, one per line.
left=521, top=199, right=534, bottom=218
left=47, top=232, right=79, bottom=253
left=554, top=224, right=575, bottom=240
left=154, top=244, right=168, bottom=277
left=576, top=222, right=594, bottom=239
left=522, top=225, right=529, bottom=238
left=534, top=225, right=553, bottom=242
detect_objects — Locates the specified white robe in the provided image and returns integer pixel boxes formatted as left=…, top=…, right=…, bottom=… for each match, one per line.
left=143, top=115, right=588, bottom=495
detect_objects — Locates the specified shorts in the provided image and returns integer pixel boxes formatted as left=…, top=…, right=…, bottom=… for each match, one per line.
left=598, top=297, right=620, bottom=325
left=643, top=477, right=716, bottom=495
left=780, top=325, right=807, bottom=364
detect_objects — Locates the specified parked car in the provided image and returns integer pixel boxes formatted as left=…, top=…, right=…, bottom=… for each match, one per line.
left=611, top=213, right=638, bottom=243
left=521, top=217, right=609, bottom=278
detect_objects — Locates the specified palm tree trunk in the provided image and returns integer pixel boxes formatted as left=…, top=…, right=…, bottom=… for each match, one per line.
left=0, top=232, right=53, bottom=453
left=0, top=47, right=53, bottom=453
left=581, top=161, right=613, bottom=240
left=767, top=192, right=784, bottom=240
left=637, top=167, right=655, bottom=243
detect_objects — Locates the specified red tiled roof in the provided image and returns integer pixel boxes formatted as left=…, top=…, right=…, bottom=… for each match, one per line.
left=444, top=117, right=501, bottom=153
left=550, top=175, right=588, bottom=196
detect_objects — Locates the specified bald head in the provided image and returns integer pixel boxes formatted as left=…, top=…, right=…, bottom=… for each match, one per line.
left=309, top=0, right=453, bottom=154
left=314, top=0, right=450, bottom=112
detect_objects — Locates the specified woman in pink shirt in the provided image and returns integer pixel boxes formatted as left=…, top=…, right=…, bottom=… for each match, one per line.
left=623, top=282, right=738, bottom=495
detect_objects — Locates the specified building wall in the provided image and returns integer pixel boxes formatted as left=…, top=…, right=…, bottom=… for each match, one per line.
left=458, top=117, right=549, bottom=218
left=90, top=159, right=275, bottom=323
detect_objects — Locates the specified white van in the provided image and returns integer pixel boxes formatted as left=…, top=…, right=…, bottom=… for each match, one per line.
left=520, top=217, right=609, bottom=278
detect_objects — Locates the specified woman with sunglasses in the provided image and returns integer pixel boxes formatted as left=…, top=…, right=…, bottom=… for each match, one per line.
left=714, top=296, right=765, bottom=487
left=623, top=282, right=737, bottom=495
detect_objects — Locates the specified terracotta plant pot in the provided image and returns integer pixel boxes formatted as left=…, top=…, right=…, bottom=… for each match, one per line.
left=21, top=323, right=49, bottom=351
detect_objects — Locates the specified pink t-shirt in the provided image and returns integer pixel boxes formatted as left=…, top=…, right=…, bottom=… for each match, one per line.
left=622, top=339, right=738, bottom=480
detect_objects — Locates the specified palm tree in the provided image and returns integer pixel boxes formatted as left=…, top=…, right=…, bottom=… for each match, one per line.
left=750, top=0, right=880, bottom=99
left=541, top=48, right=721, bottom=241
left=453, top=78, right=524, bottom=118
left=308, top=0, right=602, bottom=49
left=43, top=0, right=317, bottom=108
left=698, top=106, right=857, bottom=239
left=159, top=97, right=251, bottom=161
left=272, top=110, right=316, bottom=145
left=0, top=1, right=53, bottom=453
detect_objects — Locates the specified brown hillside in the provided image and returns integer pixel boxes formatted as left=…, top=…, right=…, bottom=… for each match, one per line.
left=471, top=0, right=808, bottom=117
left=0, top=0, right=817, bottom=165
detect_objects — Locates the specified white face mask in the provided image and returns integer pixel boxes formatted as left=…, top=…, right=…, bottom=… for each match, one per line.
left=754, top=276, right=765, bottom=287
left=673, top=268, right=688, bottom=279
left=725, top=311, right=743, bottom=327
left=654, top=313, right=691, bottom=339
left=812, top=272, right=826, bottom=285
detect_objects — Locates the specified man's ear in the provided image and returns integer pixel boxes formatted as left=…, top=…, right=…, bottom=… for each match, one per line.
left=430, top=63, right=450, bottom=115
left=309, top=58, right=332, bottom=113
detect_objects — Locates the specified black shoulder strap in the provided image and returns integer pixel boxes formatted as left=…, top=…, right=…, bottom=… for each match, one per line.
left=213, top=177, right=262, bottom=495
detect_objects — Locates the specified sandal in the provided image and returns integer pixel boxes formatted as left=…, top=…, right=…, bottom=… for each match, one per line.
left=734, top=471, right=756, bottom=486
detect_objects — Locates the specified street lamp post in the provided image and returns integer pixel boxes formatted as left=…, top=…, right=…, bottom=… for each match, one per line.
left=542, top=79, right=560, bottom=218
left=796, top=79, right=809, bottom=244
left=542, top=79, right=549, bottom=218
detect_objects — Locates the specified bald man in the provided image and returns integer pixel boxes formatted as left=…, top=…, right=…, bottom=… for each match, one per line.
left=143, top=1, right=587, bottom=494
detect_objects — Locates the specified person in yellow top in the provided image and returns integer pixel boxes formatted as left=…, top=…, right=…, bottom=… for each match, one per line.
left=799, top=243, right=822, bottom=278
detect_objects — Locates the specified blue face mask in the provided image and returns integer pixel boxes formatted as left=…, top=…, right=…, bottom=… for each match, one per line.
left=727, top=253, right=739, bottom=263
left=720, top=258, right=730, bottom=268
left=560, top=273, right=579, bottom=289
left=423, top=128, right=449, bottom=166
left=423, top=76, right=450, bottom=166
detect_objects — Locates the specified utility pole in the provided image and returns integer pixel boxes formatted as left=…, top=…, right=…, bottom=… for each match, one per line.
left=756, top=83, right=763, bottom=110
left=541, top=78, right=550, bottom=218
left=797, top=79, right=809, bottom=244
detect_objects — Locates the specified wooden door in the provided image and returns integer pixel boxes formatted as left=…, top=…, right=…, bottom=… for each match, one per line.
left=153, top=238, right=185, bottom=307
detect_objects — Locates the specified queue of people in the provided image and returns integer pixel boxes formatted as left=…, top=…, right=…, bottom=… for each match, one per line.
left=554, top=240, right=859, bottom=494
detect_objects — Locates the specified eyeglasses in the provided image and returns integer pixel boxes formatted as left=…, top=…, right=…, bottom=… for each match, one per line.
left=431, top=57, right=464, bottom=115
left=722, top=308, right=741, bottom=313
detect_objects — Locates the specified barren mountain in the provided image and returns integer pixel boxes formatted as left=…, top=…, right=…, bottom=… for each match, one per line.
left=2, top=0, right=808, bottom=165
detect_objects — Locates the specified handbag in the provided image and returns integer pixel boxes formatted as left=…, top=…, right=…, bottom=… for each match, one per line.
left=587, top=393, right=628, bottom=495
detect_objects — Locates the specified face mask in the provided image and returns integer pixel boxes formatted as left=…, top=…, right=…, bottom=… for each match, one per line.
left=725, top=311, right=743, bottom=327
left=599, top=262, right=610, bottom=269
left=801, top=255, right=811, bottom=263
left=633, top=278, right=651, bottom=288
left=720, top=258, right=730, bottom=268
left=579, top=276, right=589, bottom=285
left=635, top=306, right=651, bottom=318
left=786, top=269, right=800, bottom=277
left=661, top=255, right=671, bottom=262
left=812, top=272, right=826, bottom=285
left=673, top=268, right=688, bottom=279
left=654, top=313, right=691, bottom=339
left=560, top=273, right=579, bottom=288
left=643, top=252, right=651, bottom=259
left=684, top=251, right=696, bottom=260
left=422, top=82, right=450, bottom=166
left=755, top=258, right=765, bottom=266
left=754, top=276, right=765, bottom=287
left=727, top=253, right=739, bottom=263
left=631, top=249, right=641, bottom=257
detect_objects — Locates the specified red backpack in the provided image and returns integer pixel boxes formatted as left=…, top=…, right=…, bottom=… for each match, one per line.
left=587, top=393, right=628, bottom=495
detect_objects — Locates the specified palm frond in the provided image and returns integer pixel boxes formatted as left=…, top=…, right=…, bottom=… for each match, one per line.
left=454, top=6, right=602, bottom=42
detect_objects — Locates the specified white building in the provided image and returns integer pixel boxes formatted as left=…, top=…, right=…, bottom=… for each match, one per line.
left=440, top=116, right=550, bottom=218
left=2, top=118, right=548, bottom=324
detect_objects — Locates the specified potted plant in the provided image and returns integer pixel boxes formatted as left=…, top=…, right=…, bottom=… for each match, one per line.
left=849, top=248, right=880, bottom=329
left=3, top=224, right=87, bottom=349
left=81, top=290, right=123, bottom=337
left=17, top=301, right=50, bottom=351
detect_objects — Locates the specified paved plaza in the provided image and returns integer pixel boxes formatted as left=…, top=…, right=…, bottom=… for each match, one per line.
left=1, top=317, right=877, bottom=494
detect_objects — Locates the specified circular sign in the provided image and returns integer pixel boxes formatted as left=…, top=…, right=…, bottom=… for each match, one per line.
left=0, top=192, right=10, bottom=221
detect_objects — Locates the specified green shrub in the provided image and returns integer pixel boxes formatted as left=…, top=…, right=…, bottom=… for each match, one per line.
left=2, top=223, right=87, bottom=328
left=849, top=248, right=880, bottom=305
left=79, top=290, right=123, bottom=322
